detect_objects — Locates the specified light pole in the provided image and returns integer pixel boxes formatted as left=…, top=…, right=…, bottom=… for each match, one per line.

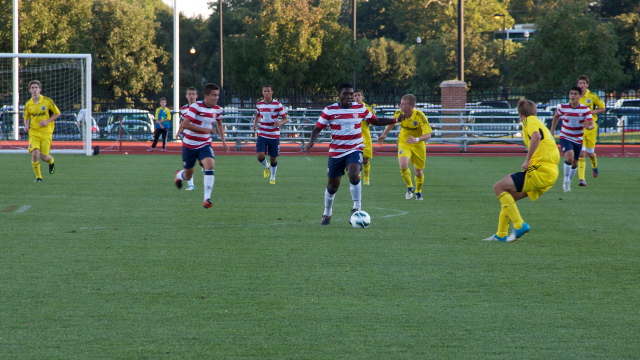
left=494, top=14, right=506, bottom=92
left=189, top=47, right=196, bottom=86
left=352, top=0, right=356, bottom=87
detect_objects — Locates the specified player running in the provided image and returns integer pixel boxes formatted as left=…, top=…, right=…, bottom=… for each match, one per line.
left=576, top=75, right=605, bottom=186
left=252, top=85, right=289, bottom=185
left=305, top=83, right=397, bottom=226
left=24, top=80, right=60, bottom=182
left=550, top=86, right=594, bottom=192
left=484, top=98, right=560, bottom=242
left=174, top=83, right=228, bottom=208
left=177, top=87, right=199, bottom=191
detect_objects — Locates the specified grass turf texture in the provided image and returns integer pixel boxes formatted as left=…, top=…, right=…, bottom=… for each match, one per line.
left=1, top=154, right=639, bottom=359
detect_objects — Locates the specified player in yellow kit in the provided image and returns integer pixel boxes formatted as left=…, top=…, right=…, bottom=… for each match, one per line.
left=576, top=75, right=605, bottom=186
left=353, top=90, right=374, bottom=185
left=483, top=98, right=560, bottom=242
left=377, top=94, right=432, bottom=200
left=24, top=80, right=61, bottom=182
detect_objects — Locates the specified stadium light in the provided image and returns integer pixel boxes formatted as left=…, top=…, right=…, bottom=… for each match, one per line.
left=190, top=47, right=196, bottom=86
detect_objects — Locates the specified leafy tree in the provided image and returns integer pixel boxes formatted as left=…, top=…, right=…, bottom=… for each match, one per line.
left=513, top=0, right=627, bottom=89
left=613, top=11, right=640, bottom=85
left=358, top=37, right=416, bottom=89
left=89, top=0, right=168, bottom=100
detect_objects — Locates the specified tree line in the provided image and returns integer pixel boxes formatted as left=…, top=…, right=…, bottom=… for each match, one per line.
left=1, top=0, right=639, bottom=103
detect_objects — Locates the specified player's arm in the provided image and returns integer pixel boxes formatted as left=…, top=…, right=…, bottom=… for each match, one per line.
left=215, top=119, right=228, bottom=152
left=377, top=123, right=396, bottom=144
left=305, top=126, right=323, bottom=151
left=252, top=111, right=260, bottom=131
left=39, top=112, right=60, bottom=128
left=277, top=113, right=289, bottom=127
left=583, top=112, right=594, bottom=130
left=522, top=129, right=541, bottom=170
left=592, top=95, right=606, bottom=115
left=549, top=113, right=561, bottom=135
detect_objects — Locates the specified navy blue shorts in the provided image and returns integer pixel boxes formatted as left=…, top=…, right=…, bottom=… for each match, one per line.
left=256, top=136, right=280, bottom=158
left=182, top=144, right=214, bottom=169
left=510, top=171, right=525, bottom=193
left=327, top=151, right=363, bottom=178
left=559, top=138, right=582, bottom=160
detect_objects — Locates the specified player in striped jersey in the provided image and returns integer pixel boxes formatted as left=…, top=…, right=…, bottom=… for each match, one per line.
left=252, top=85, right=289, bottom=184
left=550, top=86, right=594, bottom=192
left=305, top=83, right=397, bottom=226
left=483, top=98, right=560, bottom=242
left=174, top=83, right=229, bottom=208
left=176, top=87, right=199, bottom=191
left=576, top=75, right=605, bottom=186
left=377, top=94, right=433, bottom=200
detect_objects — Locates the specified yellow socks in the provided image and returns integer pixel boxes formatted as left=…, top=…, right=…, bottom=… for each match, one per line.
left=32, top=161, right=42, bottom=179
left=48, top=157, right=55, bottom=165
left=498, top=192, right=523, bottom=229
left=497, top=208, right=510, bottom=238
left=578, top=158, right=586, bottom=180
left=415, top=174, right=424, bottom=193
left=363, top=162, right=370, bottom=180
left=590, top=155, right=597, bottom=169
left=400, top=168, right=413, bottom=188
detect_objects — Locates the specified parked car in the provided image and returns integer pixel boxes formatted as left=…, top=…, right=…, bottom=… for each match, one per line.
left=612, top=98, right=640, bottom=108
left=603, top=107, right=640, bottom=133
left=52, top=119, right=82, bottom=141
left=101, top=109, right=154, bottom=138
left=105, top=119, right=154, bottom=141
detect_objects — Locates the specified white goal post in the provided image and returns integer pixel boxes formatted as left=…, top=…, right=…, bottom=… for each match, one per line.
left=0, top=53, right=93, bottom=156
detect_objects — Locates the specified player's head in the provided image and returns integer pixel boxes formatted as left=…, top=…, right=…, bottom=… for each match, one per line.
left=577, top=75, right=589, bottom=94
left=569, top=86, right=582, bottom=103
left=185, top=87, right=197, bottom=104
left=262, top=85, right=273, bottom=102
left=353, top=89, right=364, bottom=104
left=400, top=94, right=416, bottom=115
left=28, top=80, right=42, bottom=97
left=338, top=83, right=354, bottom=108
left=159, top=97, right=167, bottom=107
left=203, top=83, right=220, bottom=106
left=517, top=98, right=537, bottom=117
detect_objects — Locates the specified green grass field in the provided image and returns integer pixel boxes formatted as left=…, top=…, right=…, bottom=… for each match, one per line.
left=1, top=153, right=639, bottom=359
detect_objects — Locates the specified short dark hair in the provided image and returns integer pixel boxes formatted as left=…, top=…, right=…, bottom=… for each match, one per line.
left=577, top=75, right=590, bottom=85
left=570, top=85, right=582, bottom=94
left=338, top=83, right=353, bottom=92
left=203, top=83, right=220, bottom=96
left=186, top=87, right=197, bottom=92
left=262, top=84, right=273, bottom=90
left=354, top=89, right=363, bottom=94
left=159, top=97, right=167, bottom=102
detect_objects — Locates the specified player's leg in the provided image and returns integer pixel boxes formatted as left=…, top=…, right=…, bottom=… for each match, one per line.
left=161, top=129, right=168, bottom=151
left=493, top=172, right=529, bottom=241
left=346, top=152, right=363, bottom=212
left=362, top=143, right=372, bottom=185
left=412, top=144, right=426, bottom=200
left=589, top=151, right=598, bottom=177
left=198, top=146, right=216, bottom=207
left=583, top=128, right=599, bottom=178
left=39, top=136, right=55, bottom=174
left=560, top=139, right=575, bottom=192
left=399, top=155, right=413, bottom=199
left=149, top=129, right=161, bottom=150
left=578, top=148, right=587, bottom=186
left=28, top=135, right=43, bottom=180
left=256, top=137, right=270, bottom=178
left=175, top=146, right=198, bottom=189
left=267, top=139, right=279, bottom=183
left=322, top=157, right=346, bottom=225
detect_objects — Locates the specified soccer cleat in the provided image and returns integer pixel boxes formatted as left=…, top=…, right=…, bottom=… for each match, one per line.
left=321, top=215, right=331, bottom=225
left=185, top=185, right=195, bottom=191
left=263, top=164, right=270, bottom=179
left=202, top=198, right=213, bottom=209
left=174, top=170, right=183, bottom=189
left=405, top=187, right=414, bottom=200
left=348, top=208, right=357, bottom=226
left=35, top=178, right=43, bottom=182
left=147, top=148, right=155, bottom=152
left=579, top=179, right=587, bottom=187
left=507, top=222, right=530, bottom=242
left=269, top=180, right=276, bottom=185
left=563, top=181, right=570, bottom=192
left=48, top=162, right=55, bottom=174
left=363, top=178, right=370, bottom=185
left=592, top=167, right=599, bottom=178
left=483, top=234, right=507, bottom=241
left=415, top=192, right=424, bottom=200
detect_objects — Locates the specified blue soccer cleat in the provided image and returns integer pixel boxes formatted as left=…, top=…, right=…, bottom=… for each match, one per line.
left=507, top=223, right=530, bottom=242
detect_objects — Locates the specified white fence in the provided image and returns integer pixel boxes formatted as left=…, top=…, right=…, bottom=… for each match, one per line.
left=221, top=108, right=526, bottom=152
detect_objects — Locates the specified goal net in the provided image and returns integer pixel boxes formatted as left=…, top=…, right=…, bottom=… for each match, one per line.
left=0, top=53, right=93, bottom=155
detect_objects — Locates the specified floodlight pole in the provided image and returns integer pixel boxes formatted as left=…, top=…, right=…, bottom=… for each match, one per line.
left=173, top=0, right=180, bottom=133
left=12, top=0, right=19, bottom=140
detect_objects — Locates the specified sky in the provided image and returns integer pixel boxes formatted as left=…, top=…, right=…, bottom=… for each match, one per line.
left=162, top=0, right=213, bottom=18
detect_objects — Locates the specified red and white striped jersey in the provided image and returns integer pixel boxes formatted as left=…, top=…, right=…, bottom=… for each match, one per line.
left=182, top=101, right=223, bottom=149
left=180, top=104, right=190, bottom=117
left=316, top=102, right=376, bottom=158
left=555, top=103, right=592, bottom=144
left=256, top=100, right=287, bottom=139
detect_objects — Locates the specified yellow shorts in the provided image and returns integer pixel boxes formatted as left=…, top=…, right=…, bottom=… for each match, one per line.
left=398, top=141, right=426, bottom=169
left=582, top=126, right=598, bottom=149
left=362, top=140, right=373, bottom=159
left=28, top=131, right=52, bottom=155
left=523, top=163, right=558, bottom=201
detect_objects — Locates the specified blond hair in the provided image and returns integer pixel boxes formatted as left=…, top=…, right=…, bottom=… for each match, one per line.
left=402, top=94, right=417, bottom=106
left=517, top=98, right=537, bottom=117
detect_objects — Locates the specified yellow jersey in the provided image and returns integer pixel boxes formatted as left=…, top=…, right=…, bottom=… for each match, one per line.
left=360, top=102, right=375, bottom=146
left=579, top=89, right=605, bottom=123
left=393, top=108, right=432, bottom=143
left=24, top=95, right=60, bottom=134
left=522, top=115, right=559, bottom=166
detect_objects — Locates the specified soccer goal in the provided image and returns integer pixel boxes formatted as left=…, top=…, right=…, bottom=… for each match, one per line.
left=0, top=53, right=93, bottom=155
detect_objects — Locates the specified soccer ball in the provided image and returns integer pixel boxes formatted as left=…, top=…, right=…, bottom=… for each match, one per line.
left=350, top=210, right=371, bottom=229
